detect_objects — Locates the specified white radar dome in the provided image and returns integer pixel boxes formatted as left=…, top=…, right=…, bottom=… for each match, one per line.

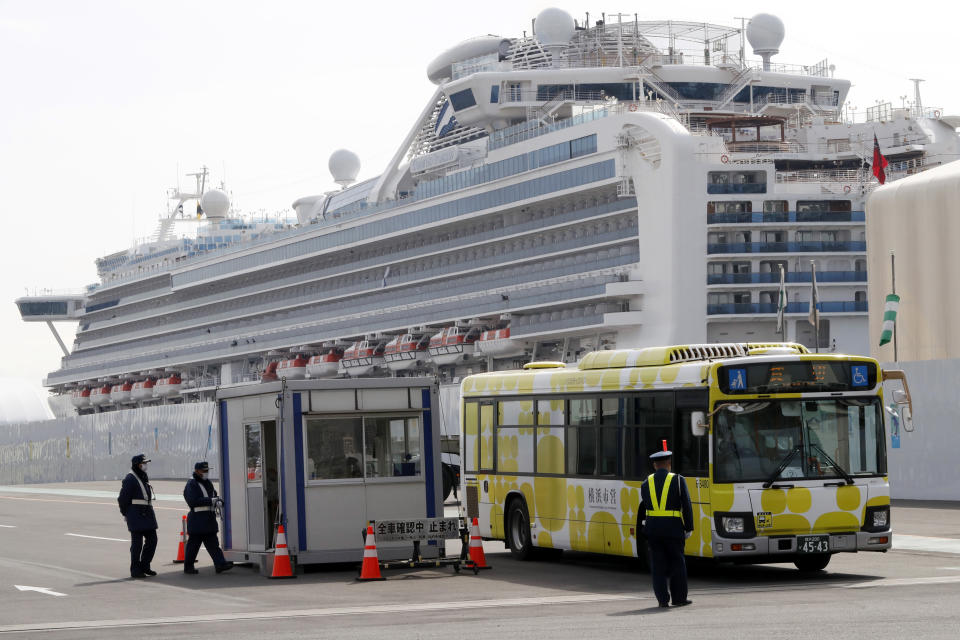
left=200, top=189, right=230, bottom=219
left=535, top=7, right=575, bottom=47
left=746, top=13, right=785, bottom=55
left=329, top=149, right=361, bottom=187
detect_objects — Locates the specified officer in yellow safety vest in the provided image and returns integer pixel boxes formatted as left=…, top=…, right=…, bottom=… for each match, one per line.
left=639, top=447, right=694, bottom=608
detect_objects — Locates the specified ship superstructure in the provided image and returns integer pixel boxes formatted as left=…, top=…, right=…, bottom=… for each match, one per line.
left=17, top=8, right=960, bottom=413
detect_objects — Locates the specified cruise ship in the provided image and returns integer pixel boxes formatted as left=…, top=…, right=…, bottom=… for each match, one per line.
left=17, top=8, right=960, bottom=415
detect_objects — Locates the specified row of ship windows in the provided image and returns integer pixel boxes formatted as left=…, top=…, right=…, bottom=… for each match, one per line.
left=708, top=230, right=864, bottom=243
left=81, top=192, right=629, bottom=327
left=709, top=291, right=867, bottom=305
left=171, top=160, right=618, bottom=288
left=415, top=135, right=597, bottom=199
left=707, top=200, right=852, bottom=214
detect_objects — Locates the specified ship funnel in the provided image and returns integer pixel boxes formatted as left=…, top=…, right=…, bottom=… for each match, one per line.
left=746, top=13, right=784, bottom=71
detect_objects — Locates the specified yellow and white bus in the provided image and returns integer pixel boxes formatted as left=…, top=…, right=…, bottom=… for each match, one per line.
left=460, top=342, right=911, bottom=571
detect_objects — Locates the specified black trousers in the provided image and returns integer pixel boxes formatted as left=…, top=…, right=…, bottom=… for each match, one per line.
left=184, top=532, right=227, bottom=569
left=647, top=536, right=688, bottom=605
left=130, top=529, right=157, bottom=575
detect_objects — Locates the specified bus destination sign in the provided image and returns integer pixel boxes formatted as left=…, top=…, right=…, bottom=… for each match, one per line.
left=718, top=360, right=877, bottom=394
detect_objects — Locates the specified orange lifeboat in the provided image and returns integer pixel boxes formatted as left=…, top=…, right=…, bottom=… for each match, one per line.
left=154, top=374, right=183, bottom=397
left=89, top=384, right=112, bottom=406
left=383, top=333, right=429, bottom=372
left=476, top=327, right=526, bottom=358
left=428, top=326, right=480, bottom=365
left=131, top=379, right=156, bottom=401
left=306, top=350, right=342, bottom=378
left=110, top=381, right=133, bottom=404
left=261, top=361, right=280, bottom=383
left=70, top=387, right=91, bottom=408
left=277, top=355, right=308, bottom=380
left=340, top=339, right=385, bottom=377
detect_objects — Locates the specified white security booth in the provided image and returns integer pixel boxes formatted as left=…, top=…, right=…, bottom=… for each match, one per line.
left=216, top=378, right=443, bottom=572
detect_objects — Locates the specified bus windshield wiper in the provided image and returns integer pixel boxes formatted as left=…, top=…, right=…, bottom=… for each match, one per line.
left=809, top=443, right=854, bottom=484
left=762, top=445, right=803, bottom=488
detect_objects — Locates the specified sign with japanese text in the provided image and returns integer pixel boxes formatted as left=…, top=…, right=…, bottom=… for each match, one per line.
left=374, top=517, right=461, bottom=542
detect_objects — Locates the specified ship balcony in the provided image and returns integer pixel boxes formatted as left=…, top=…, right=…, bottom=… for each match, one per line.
left=707, top=212, right=865, bottom=225
left=707, top=271, right=867, bottom=285
left=707, top=301, right=868, bottom=315
left=707, top=241, right=866, bottom=254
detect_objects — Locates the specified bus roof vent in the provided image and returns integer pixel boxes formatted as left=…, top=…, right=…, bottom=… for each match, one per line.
left=744, top=342, right=809, bottom=355
left=578, top=343, right=749, bottom=370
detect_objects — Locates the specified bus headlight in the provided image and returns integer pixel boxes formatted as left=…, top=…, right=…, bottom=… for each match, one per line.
left=722, top=516, right=745, bottom=534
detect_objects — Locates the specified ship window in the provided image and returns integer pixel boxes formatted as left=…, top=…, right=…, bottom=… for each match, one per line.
left=490, top=85, right=499, bottom=103
left=764, top=200, right=788, bottom=213
left=449, top=88, right=477, bottom=111
left=708, top=201, right=752, bottom=213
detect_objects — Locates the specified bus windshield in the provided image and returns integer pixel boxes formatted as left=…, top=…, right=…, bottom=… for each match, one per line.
left=713, top=398, right=886, bottom=484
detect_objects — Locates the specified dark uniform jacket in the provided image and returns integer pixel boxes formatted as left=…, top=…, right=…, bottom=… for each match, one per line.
left=640, top=468, right=694, bottom=540
left=184, top=474, right=219, bottom=535
left=118, top=468, right=158, bottom=532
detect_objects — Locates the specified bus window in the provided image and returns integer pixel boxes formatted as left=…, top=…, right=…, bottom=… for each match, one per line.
left=679, top=409, right=709, bottom=477
left=600, top=397, right=619, bottom=425
left=569, top=398, right=597, bottom=425
left=537, top=399, right=565, bottom=425
left=479, top=404, right=494, bottom=470
left=536, top=425, right=565, bottom=473
left=497, top=427, right=533, bottom=473
left=598, top=427, right=618, bottom=475
left=567, top=425, right=597, bottom=475
left=498, top=399, right=535, bottom=426
left=464, top=402, right=479, bottom=471
left=623, top=425, right=673, bottom=479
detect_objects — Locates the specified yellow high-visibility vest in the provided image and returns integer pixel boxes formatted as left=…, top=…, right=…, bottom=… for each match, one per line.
left=646, top=472, right=682, bottom=518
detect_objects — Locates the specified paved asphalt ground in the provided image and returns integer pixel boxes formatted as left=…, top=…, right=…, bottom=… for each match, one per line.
left=1, top=482, right=960, bottom=639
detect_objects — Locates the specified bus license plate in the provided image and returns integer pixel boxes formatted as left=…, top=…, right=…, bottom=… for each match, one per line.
left=797, top=535, right=830, bottom=554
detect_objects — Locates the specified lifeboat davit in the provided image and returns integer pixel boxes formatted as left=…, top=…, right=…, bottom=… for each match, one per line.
left=340, top=340, right=384, bottom=377
left=476, top=327, right=526, bottom=358
left=154, top=374, right=182, bottom=397
left=277, top=355, right=308, bottom=380
left=110, top=381, right=133, bottom=404
left=131, top=379, right=156, bottom=401
left=70, top=387, right=91, bottom=408
left=306, top=351, right=342, bottom=378
left=89, top=384, right=112, bottom=406
left=383, top=334, right=429, bottom=372
left=428, top=326, right=480, bottom=365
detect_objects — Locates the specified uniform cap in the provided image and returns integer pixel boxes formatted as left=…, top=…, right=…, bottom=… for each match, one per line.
left=131, top=453, right=151, bottom=465
left=194, top=461, right=210, bottom=472
left=649, top=450, right=673, bottom=460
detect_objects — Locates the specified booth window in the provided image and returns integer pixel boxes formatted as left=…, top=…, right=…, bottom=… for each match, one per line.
left=364, top=417, right=421, bottom=478
left=304, top=415, right=421, bottom=481
left=245, top=423, right=263, bottom=483
left=305, top=417, right=364, bottom=480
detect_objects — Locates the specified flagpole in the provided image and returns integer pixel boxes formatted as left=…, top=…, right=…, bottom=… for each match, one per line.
left=891, top=251, right=897, bottom=362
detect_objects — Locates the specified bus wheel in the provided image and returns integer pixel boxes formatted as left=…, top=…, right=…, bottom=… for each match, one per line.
left=794, top=554, right=831, bottom=572
left=507, top=499, right=534, bottom=561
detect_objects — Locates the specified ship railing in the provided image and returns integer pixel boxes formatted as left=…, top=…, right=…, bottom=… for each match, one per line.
left=775, top=169, right=869, bottom=184
left=499, top=89, right=611, bottom=104
left=727, top=140, right=806, bottom=154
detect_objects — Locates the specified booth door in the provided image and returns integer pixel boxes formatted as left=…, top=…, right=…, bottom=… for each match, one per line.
left=244, top=420, right=280, bottom=551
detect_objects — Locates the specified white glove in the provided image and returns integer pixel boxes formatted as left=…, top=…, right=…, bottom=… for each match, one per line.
left=684, top=531, right=692, bottom=540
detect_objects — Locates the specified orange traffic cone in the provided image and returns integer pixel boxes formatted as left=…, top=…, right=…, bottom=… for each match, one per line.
left=466, top=517, right=491, bottom=570
left=268, top=524, right=295, bottom=579
left=357, top=524, right=384, bottom=581
left=173, top=515, right=186, bottom=563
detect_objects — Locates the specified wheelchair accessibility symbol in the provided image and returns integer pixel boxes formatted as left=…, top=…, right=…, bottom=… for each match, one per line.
left=851, top=365, right=868, bottom=387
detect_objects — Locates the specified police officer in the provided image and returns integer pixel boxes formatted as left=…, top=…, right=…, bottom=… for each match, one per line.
left=117, top=453, right=158, bottom=578
left=182, top=461, right=234, bottom=575
left=639, top=448, right=694, bottom=608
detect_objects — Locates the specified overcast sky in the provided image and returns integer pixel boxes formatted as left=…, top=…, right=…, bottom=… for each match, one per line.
left=1, top=0, right=957, bottom=394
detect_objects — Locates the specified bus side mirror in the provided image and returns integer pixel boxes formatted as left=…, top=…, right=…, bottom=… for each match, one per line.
left=892, top=389, right=908, bottom=405
left=900, top=406, right=914, bottom=432
left=690, top=411, right=707, bottom=437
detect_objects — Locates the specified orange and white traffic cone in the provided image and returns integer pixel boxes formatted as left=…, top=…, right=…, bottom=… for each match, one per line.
left=466, top=517, right=491, bottom=570
left=268, top=524, right=295, bottom=579
left=173, top=515, right=186, bottom=563
left=357, top=524, right=384, bottom=581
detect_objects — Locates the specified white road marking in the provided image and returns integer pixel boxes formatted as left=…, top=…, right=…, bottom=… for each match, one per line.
left=0, top=593, right=640, bottom=633
left=64, top=533, right=127, bottom=542
left=0, top=486, right=182, bottom=502
left=894, top=534, right=960, bottom=555
left=14, top=585, right=67, bottom=597
left=0, top=525, right=15, bottom=528
left=0, top=495, right=184, bottom=512
left=846, top=575, right=960, bottom=589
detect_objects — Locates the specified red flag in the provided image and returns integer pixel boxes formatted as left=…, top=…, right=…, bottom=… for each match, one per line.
left=872, top=134, right=888, bottom=184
